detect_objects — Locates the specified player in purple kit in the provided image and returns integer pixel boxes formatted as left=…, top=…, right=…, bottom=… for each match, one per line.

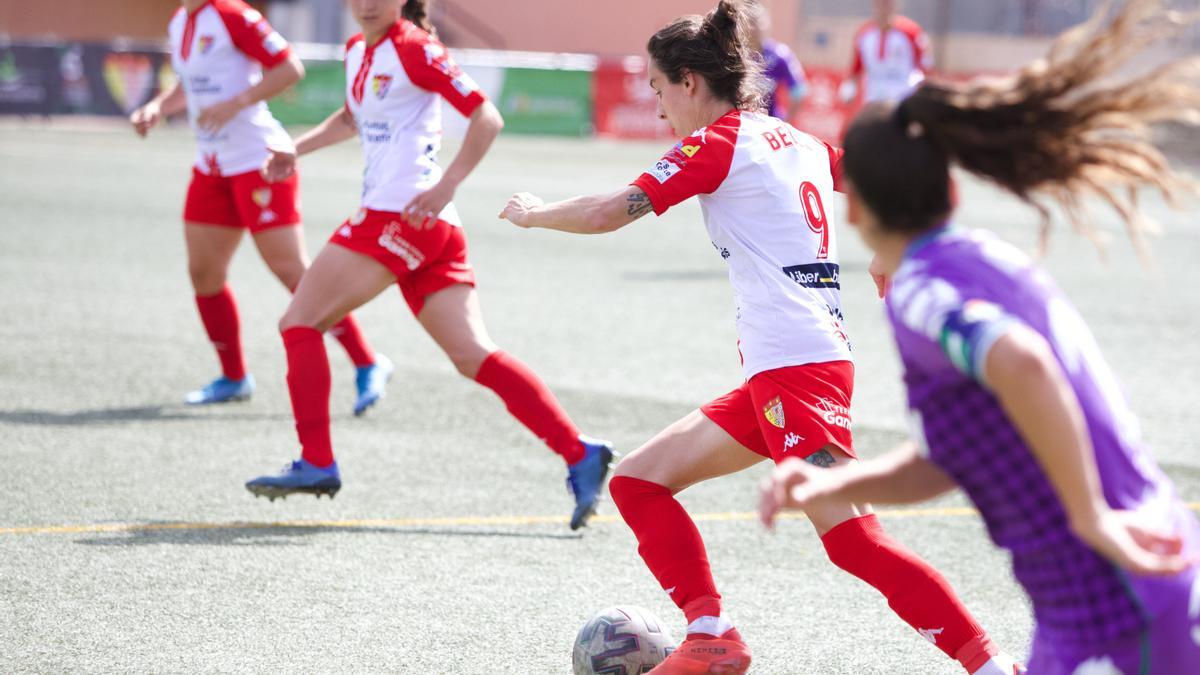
left=759, top=1, right=1200, bottom=673
left=747, top=1, right=806, bottom=121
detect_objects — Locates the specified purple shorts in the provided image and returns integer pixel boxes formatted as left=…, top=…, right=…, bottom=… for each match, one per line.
left=1027, top=506, right=1200, bottom=674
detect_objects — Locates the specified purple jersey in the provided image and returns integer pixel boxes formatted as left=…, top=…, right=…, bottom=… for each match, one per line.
left=886, top=226, right=1200, bottom=665
left=761, top=39, right=807, bottom=120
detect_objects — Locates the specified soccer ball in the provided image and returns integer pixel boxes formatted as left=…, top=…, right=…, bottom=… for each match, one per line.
left=572, top=605, right=676, bottom=675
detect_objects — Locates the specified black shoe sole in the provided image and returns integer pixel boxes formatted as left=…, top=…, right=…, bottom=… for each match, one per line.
left=245, top=483, right=341, bottom=502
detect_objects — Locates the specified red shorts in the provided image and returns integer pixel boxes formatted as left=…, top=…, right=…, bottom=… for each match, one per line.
left=183, top=168, right=300, bottom=231
left=329, top=208, right=476, bottom=316
left=701, top=361, right=856, bottom=464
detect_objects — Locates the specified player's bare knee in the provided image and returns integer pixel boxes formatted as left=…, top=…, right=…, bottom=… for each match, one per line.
left=800, top=445, right=869, bottom=535
left=450, top=350, right=488, bottom=378
left=188, top=264, right=226, bottom=296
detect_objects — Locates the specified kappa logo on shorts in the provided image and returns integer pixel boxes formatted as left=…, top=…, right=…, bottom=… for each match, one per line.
left=763, top=396, right=785, bottom=429
left=251, top=187, right=272, bottom=208
left=378, top=222, right=426, bottom=271
left=782, top=432, right=804, bottom=451
left=337, top=225, right=352, bottom=238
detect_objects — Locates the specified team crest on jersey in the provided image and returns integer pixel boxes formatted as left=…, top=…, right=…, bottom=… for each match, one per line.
left=763, top=397, right=785, bottom=429
left=372, top=74, right=393, bottom=99
left=197, top=35, right=215, bottom=55
left=251, top=187, right=272, bottom=208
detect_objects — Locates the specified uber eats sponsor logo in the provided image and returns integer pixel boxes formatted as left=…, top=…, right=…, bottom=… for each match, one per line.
left=782, top=262, right=840, bottom=289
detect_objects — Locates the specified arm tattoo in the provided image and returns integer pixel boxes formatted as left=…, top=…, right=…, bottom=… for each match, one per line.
left=804, top=449, right=837, bottom=468
left=626, top=190, right=655, bottom=218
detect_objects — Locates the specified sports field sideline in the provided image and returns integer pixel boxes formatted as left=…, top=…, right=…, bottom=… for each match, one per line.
left=1, top=119, right=1198, bottom=673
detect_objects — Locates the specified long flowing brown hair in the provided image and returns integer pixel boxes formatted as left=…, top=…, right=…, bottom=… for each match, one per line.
left=842, top=0, right=1200, bottom=254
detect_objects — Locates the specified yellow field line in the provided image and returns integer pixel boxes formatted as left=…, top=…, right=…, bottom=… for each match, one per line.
left=1, top=503, right=1196, bottom=537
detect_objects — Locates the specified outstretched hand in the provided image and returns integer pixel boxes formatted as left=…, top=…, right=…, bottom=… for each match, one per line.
left=498, top=192, right=545, bottom=229
left=261, top=146, right=297, bottom=183
left=130, top=101, right=162, bottom=138
left=758, top=458, right=842, bottom=530
left=1074, top=509, right=1196, bottom=577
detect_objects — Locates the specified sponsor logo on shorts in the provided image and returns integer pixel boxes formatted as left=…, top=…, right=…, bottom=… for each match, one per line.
left=338, top=225, right=352, bottom=238
left=763, top=396, right=785, bottom=429
left=782, top=432, right=803, bottom=451
left=782, top=262, right=841, bottom=289
left=816, top=398, right=852, bottom=430
left=197, top=35, right=215, bottom=55
left=372, top=73, right=393, bottom=99
left=378, top=222, right=425, bottom=271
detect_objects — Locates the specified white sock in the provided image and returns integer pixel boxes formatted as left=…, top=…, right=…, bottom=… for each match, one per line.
left=686, top=615, right=734, bottom=638
left=971, top=653, right=1024, bottom=675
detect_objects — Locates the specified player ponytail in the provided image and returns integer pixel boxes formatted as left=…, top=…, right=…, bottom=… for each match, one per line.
left=402, top=0, right=436, bottom=36
left=842, top=0, right=1200, bottom=251
left=647, top=0, right=768, bottom=111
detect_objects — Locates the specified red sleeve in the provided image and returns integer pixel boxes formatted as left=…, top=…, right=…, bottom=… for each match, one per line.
left=823, top=141, right=845, bottom=194
left=395, top=30, right=485, bottom=117
left=630, top=118, right=738, bottom=216
left=214, top=0, right=291, bottom=68
left=343, top=33, right=364, bottom=118
left=897, top=17, right=932, bottom=73
left=850, top=23, right=868, bottom=76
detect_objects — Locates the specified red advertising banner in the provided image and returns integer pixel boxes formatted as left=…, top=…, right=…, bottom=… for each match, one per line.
left=791, top=66, right=859, bottom=145
left=592, top=56, right=674, bottom=140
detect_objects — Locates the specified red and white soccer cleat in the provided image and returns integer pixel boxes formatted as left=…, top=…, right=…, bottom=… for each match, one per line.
left=650, top=633, right=752, bottom=675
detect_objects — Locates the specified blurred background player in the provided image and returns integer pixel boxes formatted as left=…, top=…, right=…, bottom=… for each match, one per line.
left=244, top=0, right=613, bottom=530
left=838, top=0, right=930, bottom=106
left=747, top=0, right=807, bottom=122
left=130, top=0, right=392, bottom=413
left=500, top=2, right=1019, bottom=672
left=761, top=1, right=1200, bottom=671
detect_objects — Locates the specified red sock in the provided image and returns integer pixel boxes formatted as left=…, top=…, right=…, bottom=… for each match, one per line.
left=329, top=314, right=375, bottom=367
left=473, top=351, right=584, bottom=464
left=610, top=476, right=722, bottom=622
left=282, top=326, right=334, bottom=468
left=195, top=285, right=246, bottom=380
left=821, top=514, right=995, bottom=671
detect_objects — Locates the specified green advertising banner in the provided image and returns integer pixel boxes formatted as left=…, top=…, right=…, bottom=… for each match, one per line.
left=496, top=67, right=592, bottom=137
left=268, top=59, right=344, bottom=125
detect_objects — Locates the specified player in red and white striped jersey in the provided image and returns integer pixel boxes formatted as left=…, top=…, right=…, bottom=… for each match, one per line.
left=244, top=0, right=612, bottom=528
left=839, top=0, right=931, bottom=105
left=502, top=2, right=1019, bottom=673
left=130, top=0, right=390, bottom=413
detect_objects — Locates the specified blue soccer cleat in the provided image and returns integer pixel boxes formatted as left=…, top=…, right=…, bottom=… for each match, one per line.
left=353, top=353, right=394, bottom=417
left=184, top=374, right=255, bottom=405
left=245, top=459, right=341, bottom=501
left=567, top=436, right=616, bottom=530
